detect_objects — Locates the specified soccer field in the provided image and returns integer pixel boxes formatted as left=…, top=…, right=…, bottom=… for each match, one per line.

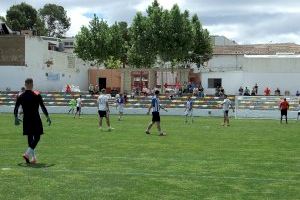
left=0, top=113, right=299, bottom=200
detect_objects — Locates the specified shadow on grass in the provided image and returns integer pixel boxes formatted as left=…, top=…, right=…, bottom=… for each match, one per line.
left=17, top=163, right=55, bottom=168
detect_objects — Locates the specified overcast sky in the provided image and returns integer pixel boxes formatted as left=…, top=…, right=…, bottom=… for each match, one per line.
left=1, top=0, right=300, bottom=44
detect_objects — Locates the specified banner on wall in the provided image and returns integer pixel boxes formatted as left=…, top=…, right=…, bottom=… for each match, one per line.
left=47, top=72, right=60, bottom=81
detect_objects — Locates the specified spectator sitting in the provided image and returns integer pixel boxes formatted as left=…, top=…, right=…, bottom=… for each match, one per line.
left=88, top=84, right=94, bottom=94
left=193, top=87, right=199, bottom=96
left=296, top=90, right=300, bottom=96
left=191, top=82, right=196, bottom=90
left=215, top=86, right=220, bottom=97
left=199, top=85, right=204, bottom=98
left=188, top=82, right=193, bottom=93
left=251, top=88, right=256, bottom=96
left=275, top=88, right=281, bottom=96
left=66, top=84, right=71, bottom=93
left=238, top=86, right=244, bottom=95
left=244, top=87, right=250, bottom=96
left=178, top=87, right=183, bottom=97
left=142, top=87, right=150, bottom=96
left=254, top=83, right=258, bottom=95
left=264, top=87, right=271, bottom=96
left=124, top=93, right=128, bottom=104
left=183, top=82, right=188, bottom=93
left=94, top=85, right=99, bottom=94
left=220, top=86, right=225, bottom=94
left=131, top=89, right=135, bottom=99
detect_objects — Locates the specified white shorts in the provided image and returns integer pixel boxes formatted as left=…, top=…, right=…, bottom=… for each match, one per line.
left=184, top=110, right=193, bottom=116
left=118, top=104, right=124, bottom=113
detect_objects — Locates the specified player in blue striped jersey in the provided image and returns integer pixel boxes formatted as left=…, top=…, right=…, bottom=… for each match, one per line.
left=146, top=90, right=167, bottom=136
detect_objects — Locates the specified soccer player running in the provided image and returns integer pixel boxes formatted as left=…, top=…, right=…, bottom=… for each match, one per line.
left=146, top=90, right=167, bottom=136
left=68, top=97, right=76, bottom=114
left=184, top=96, right=193, bottom=123
left=14, top=78, right=51, bottom=164
left=74, top=95, right=82, bottom=118
left=116, top=93, right=125, bottom=121
left=220, top=95, right=234, bottom=126
left=98, top=89, right=114, bottom=131
left=279, top=98, right=289, bottom=124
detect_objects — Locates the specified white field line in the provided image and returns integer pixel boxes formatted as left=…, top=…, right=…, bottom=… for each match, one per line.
left=2, top=146, right=299, bottom=154
left=0, top=154, right=299, bottom=166
left=1, top=167, right=299, bottom=183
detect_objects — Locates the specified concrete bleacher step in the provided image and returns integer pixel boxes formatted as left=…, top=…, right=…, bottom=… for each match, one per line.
left=0, top=91, right=236, bottom=109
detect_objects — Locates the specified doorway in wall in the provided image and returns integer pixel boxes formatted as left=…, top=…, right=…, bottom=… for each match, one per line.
left=98, top=78, right=107, bottom=91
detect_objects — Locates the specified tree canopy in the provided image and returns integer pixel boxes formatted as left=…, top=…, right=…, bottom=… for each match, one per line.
left=74, top=0, right=213, bottom=69
left=5, top=2, right=38, bottom=32
left=39, top=4, right=71, bottom=37
left=4, top=2, right=70, bottom=37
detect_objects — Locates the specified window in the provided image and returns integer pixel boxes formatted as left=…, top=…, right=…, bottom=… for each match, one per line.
left=64, top=42, right=69, bottom=46
left=69, top=42, right=74, bottom=46
left=208, top=78, right=222, bottom=88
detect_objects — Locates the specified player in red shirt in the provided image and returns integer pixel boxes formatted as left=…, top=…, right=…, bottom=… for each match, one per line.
left=279, top=98, right=289, bottom=124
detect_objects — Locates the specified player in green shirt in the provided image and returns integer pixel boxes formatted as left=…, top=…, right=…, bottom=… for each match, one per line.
left=68, top=97, right=77, bottom=114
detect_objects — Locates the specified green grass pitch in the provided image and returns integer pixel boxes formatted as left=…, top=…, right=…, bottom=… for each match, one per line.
left=0, top=113, right=299, bottom=200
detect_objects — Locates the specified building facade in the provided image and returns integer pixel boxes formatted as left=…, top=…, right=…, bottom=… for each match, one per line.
left=0, top=35, right=89, bottom=91
left=199, top=39, right=300, bottom=95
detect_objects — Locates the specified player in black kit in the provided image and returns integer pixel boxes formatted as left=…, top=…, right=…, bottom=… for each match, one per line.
left=14, top=78, right=51, bottom=164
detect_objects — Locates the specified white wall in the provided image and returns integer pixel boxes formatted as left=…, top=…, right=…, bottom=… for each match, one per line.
left=201, top=71, right=243, bottom=95
left=243, top=72, right=300, bottom=95
left=206, top=54, right=244, bottom=71
left=201, top=71, right=300, bottom=95
left=0, top=36, right=89, bottom=91
left=201, top=55, right=300, bottom=95
left=243, top=56, right=300, bottom=73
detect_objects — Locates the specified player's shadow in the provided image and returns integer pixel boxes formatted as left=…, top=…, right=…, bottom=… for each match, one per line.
left=17, top=163, right=55, bottom=168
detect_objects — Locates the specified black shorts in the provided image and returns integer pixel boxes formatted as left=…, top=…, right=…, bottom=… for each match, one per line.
left=281, top=109, right=287, bottom=116
left=76, top=107, right=81, bottom=112
left=98, top=110, right=107, bottom=118
left=224, top=110, right=229, bottom=117
left=152, top=112, right=160, bottom=122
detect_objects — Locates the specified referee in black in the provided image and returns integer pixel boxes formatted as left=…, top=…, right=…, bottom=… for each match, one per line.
left=14, top=78, right=51, bottom=164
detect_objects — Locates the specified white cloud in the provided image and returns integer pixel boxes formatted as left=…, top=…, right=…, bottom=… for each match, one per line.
left=66, top=7, right=92, bottom=36
left=135, top=0, right=185, bottom=11
left=1, top=0, right=300, bottom=44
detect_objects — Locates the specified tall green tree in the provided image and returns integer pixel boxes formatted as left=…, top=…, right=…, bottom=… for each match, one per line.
left=108, top=22, right=125, bottom=67
left=74, top=0, right=213, bottom=70
left=5, top=2, right=41, bottom=32
left=159, top=5, right=192, bottom=64
left=146, top=0, right=163, bottom=54
left=75, top=15, right=111, bottom=65
left=118, top=21, right=130, bottom=68
left=39, top=3, right=70, bottom=37
left=189, top=14, right=213, bottom=65
left=128, top=12, right=156, bottom=68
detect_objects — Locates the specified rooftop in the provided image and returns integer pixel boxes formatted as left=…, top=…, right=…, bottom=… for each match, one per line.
left=213, top=43, right=300, bottom=55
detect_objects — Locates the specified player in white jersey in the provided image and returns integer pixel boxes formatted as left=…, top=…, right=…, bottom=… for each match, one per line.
left=220, top=95, right=234, bottom=126
left=74, top=95, right=83, bottom=118
left=146, top=90, right=167, bottom=136
left=98, top=89, right=113, bottom=131
left=116, top=93, right=125, bottom=121
left=184, top=96, right=193, bottom=123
